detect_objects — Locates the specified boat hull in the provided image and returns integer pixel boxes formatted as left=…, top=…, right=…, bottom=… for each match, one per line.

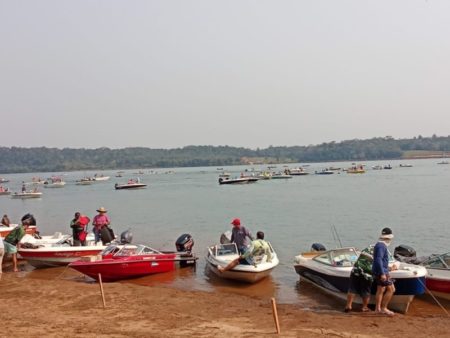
left=115, top=183, right=147, bottom=190
left=18, top=247, right=104, bottom=268
left=425, top=268, right=450, bottom=300
left=11, top=192, right=42, bottom=199
left=218, top=177, right=259, bottom=185
left=69, top=254, right=177, bottom=282
left=294, top=259, right=426, bottom=313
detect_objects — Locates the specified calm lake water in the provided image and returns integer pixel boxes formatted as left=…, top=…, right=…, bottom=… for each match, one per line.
left=2, top=158, right=450, bottom=312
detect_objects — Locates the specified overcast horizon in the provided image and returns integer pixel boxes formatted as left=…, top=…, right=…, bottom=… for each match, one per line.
left=1, top=1, right=450, bottom=150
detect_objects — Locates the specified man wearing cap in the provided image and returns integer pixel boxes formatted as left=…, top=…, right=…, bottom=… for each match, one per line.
left=92, top=207, right=110, bottom=244
left=372, top=227, right=397, bottom=316
left=230, top=218, right=253, bottom=254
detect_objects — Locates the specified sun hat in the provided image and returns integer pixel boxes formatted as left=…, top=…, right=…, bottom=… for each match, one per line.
left=231, top=218, right=241, bottom=226
left=380, top=227, right=394, bottom=240
left=96, top=207, right=107, bottom=213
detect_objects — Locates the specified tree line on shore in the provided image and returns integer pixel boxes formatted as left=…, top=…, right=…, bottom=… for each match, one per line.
left=1, top=135, right=449, bottom=173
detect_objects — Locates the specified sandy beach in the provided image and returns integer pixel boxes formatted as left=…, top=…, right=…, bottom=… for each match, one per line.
left=1, top=263, right=449, bottom=338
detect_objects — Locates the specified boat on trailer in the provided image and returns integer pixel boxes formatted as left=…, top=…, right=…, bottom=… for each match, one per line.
left=293, top=247, right=427, bottom=313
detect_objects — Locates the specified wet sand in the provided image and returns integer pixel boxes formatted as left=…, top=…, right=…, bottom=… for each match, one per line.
left=1, top=264, right=449, bottom=338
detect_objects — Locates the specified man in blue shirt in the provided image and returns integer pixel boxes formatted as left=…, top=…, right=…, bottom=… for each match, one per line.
left=372, top=227, right=397, bottom=316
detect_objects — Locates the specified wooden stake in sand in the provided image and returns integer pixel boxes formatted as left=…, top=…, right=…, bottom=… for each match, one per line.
left=271, top=297, right=281, bottom=334
left=98, top=273, right=106, bottom=308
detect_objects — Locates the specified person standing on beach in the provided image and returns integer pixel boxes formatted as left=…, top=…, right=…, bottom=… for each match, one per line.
left=3, top=220, right=30, bottom=272
left=372, top=227, right=397, bottom=316
left=230, top=218, right=253, bottom=254
left=0, top=236, right=4, bottom=279
left=344, top=246, right=374, bottom=313
left=92, top=207, right=110, bottom=244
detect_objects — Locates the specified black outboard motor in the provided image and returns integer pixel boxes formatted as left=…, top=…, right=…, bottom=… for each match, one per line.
left=120, top=229, right=133, bottom=244
left=175, top=234, right=195, bottom=268
left=176, top=234, right=194, bottom=253
left=394, top=244, right=416, bottom=259
left=311, top=243, right=326, bottom=252
left=21, top=213, right=36, bottom=226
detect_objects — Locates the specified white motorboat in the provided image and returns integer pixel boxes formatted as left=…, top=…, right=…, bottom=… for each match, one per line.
left=76, top=177, right=94, bottom=185
left=114, top=180, right=147, bottom=190
left=286, top=167, right=309, bottom=176
left=218, top=176, right=259, bottom=185
left=44, top=177, right=66, bottom=188
left=11, top=191, right=43, bottom=199
left=293, top=247, right=427, bottom=313
left=271, top=172, right=293, bottom=179
left=93, top=175, right=110, bottom=181
left=18, top=232, right=106, bottom=268
left=205, top=242, right=279, bottom=283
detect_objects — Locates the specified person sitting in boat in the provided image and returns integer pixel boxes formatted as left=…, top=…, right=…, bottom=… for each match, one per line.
left=230, top=218, right=253, bottom=254
left=128, top=179, right=135, bottom=184
left=92, top=207, right=110, bottom=244
left=70, top=212, right=90, bottom=246
left=218, top=231, right=272, bottom=272
left=1, top=214, right=10, bottom=227
left=4, top=218, right=31, bottom=272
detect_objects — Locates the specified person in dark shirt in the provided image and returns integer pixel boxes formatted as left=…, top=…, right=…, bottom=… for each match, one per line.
left=230, top=218, right=253, bottom=254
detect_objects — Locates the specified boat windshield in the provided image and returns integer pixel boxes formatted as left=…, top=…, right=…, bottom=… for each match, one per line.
left=114, top=244, right=161, bottom=256
left=313, top=248, right=358, bottom=267
left=422, top=253, right=450, bottom=269
left=214, top=243, right=238, bottom=257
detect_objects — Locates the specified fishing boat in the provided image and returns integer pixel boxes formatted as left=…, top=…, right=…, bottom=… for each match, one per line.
left=0, top=178, right=9, bottom=183
left=399, top=164, right=413, bottom=168
left=18, top=233, right=106, bottom=268
left=347, top=166, right=365, bottom=174
left=114, top=179, right=147, bottom=190
left=205, top=242, right=279, bottom=283
left=372, top=165, right=383, bottom=170
left=0, top=224, right=38, bottom=238
left=437, top=161, right=449, bottom=165
left=383, top=164, right=392, bottom=170
left=218, top=176, right=259, bottom=185
left=315, top=169, right=334, bottom=175
left=93, top=175, right=110, bottom=181
left=271, top=172, right=293, bottom=179
left=293, top=247, right=427, bottom=313
left=286, top=167, right=309, bottom=176
left=11, top=191, right=43, bottom=199
left=0, top=187, right=11, bottom=195
left=43, top=177, right=66, bottom=188
left=69, top=234, right=197, bottom=282
left=76, top=177, right=94, bottom=185
left=421, top=252, right=450, bottom=301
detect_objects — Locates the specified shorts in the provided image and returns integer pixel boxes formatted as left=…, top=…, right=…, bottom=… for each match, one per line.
left=375, top=274, right=395, bottom=287
left=348, top=272, right=372, bottom=298
left=4, top=241, right=17, bottom=254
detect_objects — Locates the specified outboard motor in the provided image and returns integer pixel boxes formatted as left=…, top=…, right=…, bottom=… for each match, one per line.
left=120, top=229, right=133, bottom=244
left=175, top=233, right=194, bottom=253
left=21, top=213, right=36, bottom=226
left=175, top=234, right=195, bottom=268
left=220, top=231, right=232, bottom=244
left=393, top=244, right=423, bottom=264
left=311, top=243, right=326, bottom=252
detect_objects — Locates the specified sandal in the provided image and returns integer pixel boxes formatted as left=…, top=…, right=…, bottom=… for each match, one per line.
left=378, top=309, right=395, bottom=316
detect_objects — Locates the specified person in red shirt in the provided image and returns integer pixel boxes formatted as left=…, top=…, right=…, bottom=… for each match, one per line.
left=92, top=207, right=110, bottom=244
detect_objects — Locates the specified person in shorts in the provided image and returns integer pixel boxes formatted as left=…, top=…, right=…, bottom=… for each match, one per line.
left=372, top=227, right=397, bottom=316
left=4, top=220, right=30, bottom=272
left=345, top=246, right=374, bottom=312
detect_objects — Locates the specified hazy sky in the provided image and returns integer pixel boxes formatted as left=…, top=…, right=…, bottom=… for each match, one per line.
left=1, top=1, right=449, bottom=149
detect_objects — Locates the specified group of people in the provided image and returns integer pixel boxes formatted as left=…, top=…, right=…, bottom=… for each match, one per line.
left=345, top=227, right=397, bottom=316
left=217, top=218, right=272, bottom=272
left=70, top=207, right=112, bottom=246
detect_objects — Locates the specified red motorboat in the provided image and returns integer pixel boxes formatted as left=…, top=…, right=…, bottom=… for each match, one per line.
left=69, top=234, right=196, bottom=282
left=69, top=244, right=196, bottom=282
left=422, top=252, right=450, bottom=301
